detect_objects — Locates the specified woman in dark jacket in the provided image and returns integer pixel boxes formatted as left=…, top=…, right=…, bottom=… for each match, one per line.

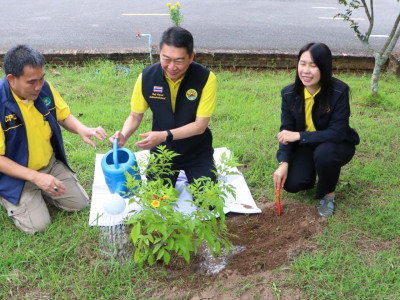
left=273, top=42, right=359, bottom=217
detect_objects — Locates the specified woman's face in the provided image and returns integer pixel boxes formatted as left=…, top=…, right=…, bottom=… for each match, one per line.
left=298, top=50, right=321, bottom=94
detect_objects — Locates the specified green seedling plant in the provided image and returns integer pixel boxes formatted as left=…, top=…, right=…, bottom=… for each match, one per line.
left=217, top=150, right=243, bottom=181
left=124, top=146, right=239, bottom=267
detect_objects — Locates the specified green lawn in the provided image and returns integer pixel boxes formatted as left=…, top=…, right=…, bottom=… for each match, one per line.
left=0, top=60, right=399, bottom=299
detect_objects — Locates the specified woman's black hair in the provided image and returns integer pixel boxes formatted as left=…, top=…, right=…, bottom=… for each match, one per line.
left=292, top=42, right=334, bottom=117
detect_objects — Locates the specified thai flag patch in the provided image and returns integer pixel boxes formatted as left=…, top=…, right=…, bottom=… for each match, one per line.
left=153, top=86, right=163, bottom=93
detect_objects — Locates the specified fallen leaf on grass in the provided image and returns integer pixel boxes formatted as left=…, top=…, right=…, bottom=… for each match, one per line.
left=49, top=69, right=62, bottom=76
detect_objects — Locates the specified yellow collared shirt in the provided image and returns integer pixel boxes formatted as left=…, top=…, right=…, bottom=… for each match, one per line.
left=0, top=82, right=70, bottom=170
left=130, top=71, right=217, bottom=117
left=304, top=87, right=321, bottom=132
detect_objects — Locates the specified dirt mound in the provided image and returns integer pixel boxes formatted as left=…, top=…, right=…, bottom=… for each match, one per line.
left=227, top=201, right=325, bottom=274
left=154, top=199, right=327, bottom=299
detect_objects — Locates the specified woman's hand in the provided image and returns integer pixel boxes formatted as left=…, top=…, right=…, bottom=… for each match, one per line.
left=273, top=162, right=288, bottom=191
left=277, top=130, right=300, bottom=145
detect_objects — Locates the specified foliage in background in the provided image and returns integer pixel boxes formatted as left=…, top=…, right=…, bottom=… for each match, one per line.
left=167, top=2, right=184, bottom=26
left=125, top=146, right=237, bottom=266
left=336, top=0, right=400, bottom=96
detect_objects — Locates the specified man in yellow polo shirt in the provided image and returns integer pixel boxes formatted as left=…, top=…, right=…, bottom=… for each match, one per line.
left=110, top=26, right=217, bottom=188
left=0, top=45, right=107, bottom=234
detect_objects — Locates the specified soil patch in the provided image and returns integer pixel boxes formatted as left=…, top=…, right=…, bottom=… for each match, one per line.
left=152, top=199, right=327, bottom=299
left=226, top=201, right=325, bottom=275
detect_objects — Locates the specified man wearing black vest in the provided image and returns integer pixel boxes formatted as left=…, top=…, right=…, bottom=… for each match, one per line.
left=0, top=45, right=107, bottom=234
left=110, top=26, right=217, bottom=187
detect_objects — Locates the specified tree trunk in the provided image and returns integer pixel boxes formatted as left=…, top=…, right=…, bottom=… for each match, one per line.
left=371, top=53, right=388, bottom=97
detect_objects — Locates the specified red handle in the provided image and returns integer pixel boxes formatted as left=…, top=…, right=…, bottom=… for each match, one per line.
left=276, top=189, right=281, bottom=216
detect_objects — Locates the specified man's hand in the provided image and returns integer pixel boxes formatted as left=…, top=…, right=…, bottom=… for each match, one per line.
left=277, top=130, right=300, bottom=145
left=109, top=131, right=127, bottom=147
left=59, top=115, right=107, bottom=148
left=135, top=131, right=166, bottom=150
left=0, top=156, right=65, bottom=196
left=33, top=173, right=66, bottom=197
left=81, top=126, right=107, bottom=148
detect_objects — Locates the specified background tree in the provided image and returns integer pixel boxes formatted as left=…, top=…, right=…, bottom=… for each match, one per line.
left=336, top=0, right=400, bottom=97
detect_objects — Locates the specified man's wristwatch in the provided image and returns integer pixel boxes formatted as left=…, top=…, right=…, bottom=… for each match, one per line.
left=278, top=161, right=286, bottom=166
left=166, top=130, right=173, bottom=142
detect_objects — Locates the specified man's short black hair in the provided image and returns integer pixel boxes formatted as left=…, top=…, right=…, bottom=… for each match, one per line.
left=3, top=45, right=45, bottom=77
left=159, top=26, right=194, bottom=56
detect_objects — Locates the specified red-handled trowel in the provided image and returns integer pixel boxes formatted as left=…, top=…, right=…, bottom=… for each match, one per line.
left=276, top=188, right=281, bottom=216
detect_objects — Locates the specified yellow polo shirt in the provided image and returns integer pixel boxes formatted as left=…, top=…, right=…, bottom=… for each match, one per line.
left=0, top=83, right=70, bottom=170
left=304, top=87, right=320, bottom=132
left=131, top=71, right=217, bottom=117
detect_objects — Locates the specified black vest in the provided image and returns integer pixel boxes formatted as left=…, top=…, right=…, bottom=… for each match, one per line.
left=142, top=62, right=213, bottom=160
left=0, top=77, right=69, bottom=204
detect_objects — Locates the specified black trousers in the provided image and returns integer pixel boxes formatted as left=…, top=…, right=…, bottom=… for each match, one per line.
left=147, top=148, right=217, bottom=187
left=284, top=142, right=355, bottom=199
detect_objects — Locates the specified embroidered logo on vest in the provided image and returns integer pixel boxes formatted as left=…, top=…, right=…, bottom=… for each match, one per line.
left=186, top=89, right=198, bottom=101
left=43, top=97, right=52, bottom=107
left=3, top=113, right=22, bottom=131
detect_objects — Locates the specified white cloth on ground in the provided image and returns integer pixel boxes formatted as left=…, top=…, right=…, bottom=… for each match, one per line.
left=88, top=147, right=261, bottom=226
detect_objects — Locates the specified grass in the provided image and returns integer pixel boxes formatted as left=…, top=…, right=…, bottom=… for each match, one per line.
left=1, top=60, right=400, bottom=299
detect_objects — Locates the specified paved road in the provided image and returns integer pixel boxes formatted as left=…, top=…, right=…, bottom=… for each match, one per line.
left=0, top=0, right=399, bottom=55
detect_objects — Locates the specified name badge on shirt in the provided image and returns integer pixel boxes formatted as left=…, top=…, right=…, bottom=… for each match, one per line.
left=149, top=86, right=166, bottom=100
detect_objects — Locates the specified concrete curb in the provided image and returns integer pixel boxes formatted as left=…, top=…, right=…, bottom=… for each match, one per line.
left=0, top=49, right=391, bottom=72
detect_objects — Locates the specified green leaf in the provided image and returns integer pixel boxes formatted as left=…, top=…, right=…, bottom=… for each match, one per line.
left=152, top=243, right=162, bottom=254
left=166, top=238, right=174, bottom=250
left=183, top=250, right=191, bottom=263
left=158, top=224, right=168, bottom=238
left=134, top=247, right=140, bottom=262
left=147, top=253, right=154, bottom=266
left=163, top=250, right=171, bottom=265
left=130, top=223, right=141, bottom=244
left=156, top=248, right=165, bottom=261
left=215, top=241, right=221, bottom=255
left=147, top=234, right=154, bottom=243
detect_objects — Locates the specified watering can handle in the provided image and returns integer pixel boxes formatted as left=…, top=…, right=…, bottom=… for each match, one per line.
left=113, top=139, right=120, bottom=169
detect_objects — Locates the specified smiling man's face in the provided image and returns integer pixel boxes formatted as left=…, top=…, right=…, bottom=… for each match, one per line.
left=160, top=44, right=194, bottom=82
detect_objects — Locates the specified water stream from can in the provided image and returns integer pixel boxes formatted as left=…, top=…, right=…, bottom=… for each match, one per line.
left=98, top=225, right=133, bottom=263
left=98, top=225, right=245, bottom=275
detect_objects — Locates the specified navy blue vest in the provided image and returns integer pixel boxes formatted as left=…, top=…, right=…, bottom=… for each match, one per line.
left=0, top=76, right=69, bottom=205
left=142, top=62, right=213, bottom=160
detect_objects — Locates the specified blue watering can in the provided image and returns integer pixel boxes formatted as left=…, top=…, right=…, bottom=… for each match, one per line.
left=101, top=139, right=141, bottom=197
